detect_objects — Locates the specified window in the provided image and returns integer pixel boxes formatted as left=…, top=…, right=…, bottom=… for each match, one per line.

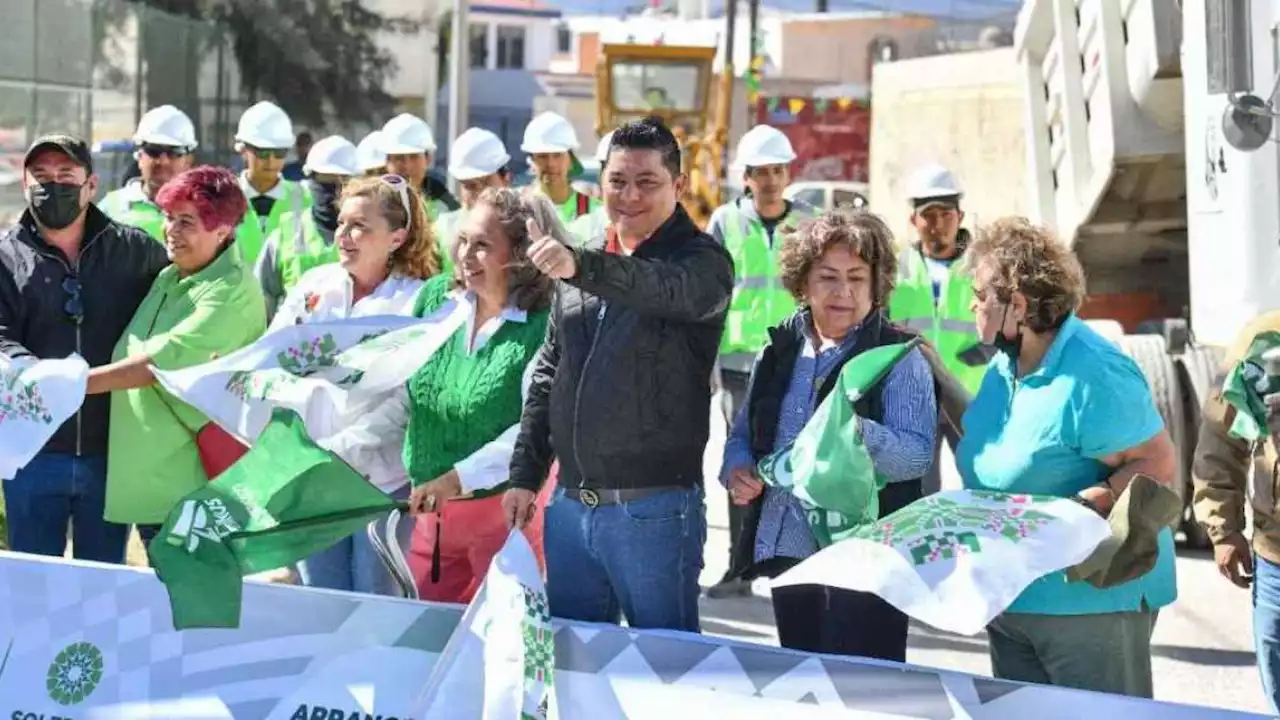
left=469, top=24, right=488, bottom=69
left=832, top=189, right=869, bottom=210
left=556, top=24, right=572, bottom=54
left=868, top=36, right=899, bottom=67
left=791, top=187, right=826, bottom=209
left=496, top=25, right=526, bottom=70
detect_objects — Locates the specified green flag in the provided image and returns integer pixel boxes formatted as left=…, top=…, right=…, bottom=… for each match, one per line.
left=1222, top=330, right=1280, bottom=442
left=756, top=339, right=921, bottom=547
left=149, top=408, right=405, bottom=630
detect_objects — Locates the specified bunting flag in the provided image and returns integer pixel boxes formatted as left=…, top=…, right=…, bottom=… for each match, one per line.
left=0, top=353, right=89, bottom=480
left=814, top=98, right=830, bottom=114
left=836, top=97, right=854, bottom=111
left=788, top=98, right=806, bottom=114
left=766, top=96, right=780, bottom=112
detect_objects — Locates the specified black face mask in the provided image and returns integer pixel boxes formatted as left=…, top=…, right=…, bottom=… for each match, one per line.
left=990, top=303, right=1024, bottom=362
left=27, top=181, right=86, bottom=230
left=308, top=181, right=340, bottom=231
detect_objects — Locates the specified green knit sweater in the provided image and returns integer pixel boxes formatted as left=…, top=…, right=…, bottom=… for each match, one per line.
left=403, top=276, right=549, bottom=496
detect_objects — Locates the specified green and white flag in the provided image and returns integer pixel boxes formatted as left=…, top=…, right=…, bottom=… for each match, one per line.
left=774, top=490, right=1112, bottom=635
left=149, top=409, right=406, bottom=630
left=756, top=339, right=920, bottom=547
left=0, top=353, right=88, bottom=480
left=151, top=304, right=466, bottom=444
left=1221, top=330, right=1280, bottom=442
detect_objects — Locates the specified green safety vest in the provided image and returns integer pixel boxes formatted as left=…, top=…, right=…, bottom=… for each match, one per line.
left=568, top=206, right=608, bottom=247
left=100, top=187, right=165, bottom=242
left=887, top=247, right=986, bottom=393
left=235, top=180, right=312, bottom=266
left=433, top=208, right=464, bottom=276
left=718, top=203, right=814, bottom=356
left=275, top=211, right=340, bottom=291
left=550, top=191, right=598, bottom=228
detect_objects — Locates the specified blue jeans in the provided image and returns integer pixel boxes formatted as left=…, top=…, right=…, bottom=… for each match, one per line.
left=1255, top=553, right=1280, bottom=713
left=545, top=485, right=706, bottom=632
left=297, top=485, right=411, bottom=596
left=3, top=452, right=128, bottom=564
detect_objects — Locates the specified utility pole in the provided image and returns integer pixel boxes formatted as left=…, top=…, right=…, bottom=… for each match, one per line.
left=448, top=0, right=470, bottom=195
left=423, top=2, right=440, bottom=132
left=748, top=0, right=760, bottom=128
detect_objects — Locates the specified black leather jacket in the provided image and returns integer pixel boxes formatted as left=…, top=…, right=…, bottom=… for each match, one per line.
left=510, top=205, right=734, bottom=491
left=0, top=205, right=169, bottom=455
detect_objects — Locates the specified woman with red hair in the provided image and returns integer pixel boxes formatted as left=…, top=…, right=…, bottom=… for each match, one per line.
left=86, top=165, right=266, bottom=545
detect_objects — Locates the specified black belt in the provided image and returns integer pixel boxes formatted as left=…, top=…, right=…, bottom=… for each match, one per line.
left=563, top=486, right=687, bottom=509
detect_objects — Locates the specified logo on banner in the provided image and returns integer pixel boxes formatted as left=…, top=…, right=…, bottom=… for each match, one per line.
left=46, top=641, right=103, bottom=706
left=166, top=498, right=242, bottom=552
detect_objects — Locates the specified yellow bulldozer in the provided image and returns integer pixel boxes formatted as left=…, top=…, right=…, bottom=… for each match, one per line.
left=594, top=42, right=733, bottom=228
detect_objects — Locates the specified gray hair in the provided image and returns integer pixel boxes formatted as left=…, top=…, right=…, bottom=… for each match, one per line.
left=450, top=186, right=557, bottom=312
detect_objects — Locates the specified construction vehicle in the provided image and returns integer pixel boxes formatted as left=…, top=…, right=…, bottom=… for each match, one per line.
left=1007, top=0, right=1280, bottom=547
left=594, top=42, right=730, bottom=227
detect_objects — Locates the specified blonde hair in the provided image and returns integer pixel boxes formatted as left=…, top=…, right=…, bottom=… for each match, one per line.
left=340, top=175, right=442, bottom=279
left=968, top=216, right=1086, bottom=333
left=450, top=187, right=558, bottom=312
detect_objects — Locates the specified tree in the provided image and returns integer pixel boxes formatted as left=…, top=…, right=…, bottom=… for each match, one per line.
left=130, top=0, right=414, bottom=126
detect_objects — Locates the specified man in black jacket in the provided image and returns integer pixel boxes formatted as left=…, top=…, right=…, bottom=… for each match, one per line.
left=504, top=118, right=734, bottom=632
left=0, top=134, right=169, bottom=562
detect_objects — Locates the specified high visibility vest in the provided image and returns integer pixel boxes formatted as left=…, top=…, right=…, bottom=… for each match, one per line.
left=235, top=180, right=311, bottom=266
left=100, top=188, right=165, bottom=242
left=433, top=208, right=464, bottom=276
left=423, top=196, right=444, bottom=224
left=275, top=211, right=340, bottom=292
left=888, top=247, right=986, bottom=393
left=718, top=204, right=813, bottom=356
left=568, top=206, right=608, bottom=248
left=554, top=191, right=597, bottom=227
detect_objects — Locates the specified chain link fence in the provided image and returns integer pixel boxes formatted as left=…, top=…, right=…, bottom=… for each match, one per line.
left=0, top=0, right=249, bottom=222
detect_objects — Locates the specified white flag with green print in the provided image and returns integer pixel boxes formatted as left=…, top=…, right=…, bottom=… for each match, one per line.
left=773, top=490, right=1112, bottom=635
left=0, top=353, right=89, bottom=480
left=151, top=304, right=467, bottom=444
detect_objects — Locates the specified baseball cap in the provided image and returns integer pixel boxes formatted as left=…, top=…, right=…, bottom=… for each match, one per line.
left=24, top=134, right=94, bottom=174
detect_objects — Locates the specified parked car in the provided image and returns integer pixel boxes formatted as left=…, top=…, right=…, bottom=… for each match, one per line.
left=784, top=181, right=870, bottom=212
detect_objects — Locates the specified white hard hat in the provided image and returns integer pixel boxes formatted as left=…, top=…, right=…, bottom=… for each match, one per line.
left=134, top=105, right=198, bottom=149
left=303, top=135, right=358, bottom=177
left=449, top=128, right=510, bottom=181
left=521, top=111, right=580, bottom=154
left=733, top=125, right=796, bottom=169
left=355, top=131, right=388, bottom=172
left=235, top=101, right=295, bottom=149
left=906, top=164, right=963, bottom=201
left=381, top=114, right=437, bottom=154
left=595, top=131, right=614, bottom=164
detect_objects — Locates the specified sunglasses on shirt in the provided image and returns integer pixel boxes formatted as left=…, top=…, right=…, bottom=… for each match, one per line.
left=63, top=276, right=83, bottom=324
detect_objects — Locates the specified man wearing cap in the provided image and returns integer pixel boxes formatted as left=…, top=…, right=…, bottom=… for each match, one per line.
left=100, top=105, right=197, bottom=241
left=434, top=127, right=512, bottom=273
left=379, top=113, right=458, bottom=222
left=0, top=135, right=169, bottom=563
left=888, top=163, right=983, bottom=495
left=521, top=111, right=599, bottom=227
left=255, top=135, right=359, bottom=320
left=232, top=101, right=314, bottom=266
left=703, top=124, right=817, bottom=599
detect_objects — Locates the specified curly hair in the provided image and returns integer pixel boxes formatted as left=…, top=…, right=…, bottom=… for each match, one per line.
left=968, top=216, right=1086, bottom=333
left=155, top=166, right=246, bottom=235
left=450, top=187, right=556, bottom=312
left=339, top=175, right=442, bottom=280
left=777, top=210, right=898, bottom=307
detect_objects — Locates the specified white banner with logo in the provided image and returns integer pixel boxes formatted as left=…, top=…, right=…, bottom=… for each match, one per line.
left=0, top=552, right=1264, bottom=719
left=0, top=353, right=88, bottom=480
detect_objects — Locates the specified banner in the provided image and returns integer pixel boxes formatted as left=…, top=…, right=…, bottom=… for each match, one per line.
left=0, top=552, right=1263, bottom=719
left=774, top=490, right=1111, bottom=635
left=151, top=306, right=466, bottom=444
left=0, top=353, right=88, bottom=479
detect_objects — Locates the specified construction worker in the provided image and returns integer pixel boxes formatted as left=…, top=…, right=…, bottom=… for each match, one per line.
left=566, top=130, right=613, bottom=246
left=356, top=130, right=388, bottom=177
left=254, top=135, right=357, bottom=320
left=521, top=111, right=599, bottom=226
left=99, top=105, right=197, bottom=241
left=887, top=163, right=983, bottom=496
left=233, top=101, right=313, bottom=265
left=434, top=127, right=512, bottom=273
left=379, top=113, right=458, bottom=221
left=705, top=124, right=817, bottom=599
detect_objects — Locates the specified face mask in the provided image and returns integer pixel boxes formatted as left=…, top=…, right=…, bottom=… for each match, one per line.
left=989, top=303, right=1023, bottom=361
left=308, top=181, right=340, bottom=231
left=26, top=181, right=85, bottom=230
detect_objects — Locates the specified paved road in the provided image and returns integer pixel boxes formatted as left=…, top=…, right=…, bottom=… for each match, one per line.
left=694, top=405, right=1271, bottom=716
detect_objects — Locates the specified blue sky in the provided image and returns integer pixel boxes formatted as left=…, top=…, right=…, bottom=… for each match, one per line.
left=550, top=0, right=1022, bottom=21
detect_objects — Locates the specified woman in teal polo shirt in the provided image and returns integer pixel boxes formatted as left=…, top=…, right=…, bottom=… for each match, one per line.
left=86, top=166, right=266, bottom=546
left=956, top=217, right=1178, bottom=698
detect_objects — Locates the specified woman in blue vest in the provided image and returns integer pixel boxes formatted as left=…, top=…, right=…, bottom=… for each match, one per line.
left=720, top=210, right=937, bottom=660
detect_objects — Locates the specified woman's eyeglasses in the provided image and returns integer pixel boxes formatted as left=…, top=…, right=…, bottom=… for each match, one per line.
left=62, top=276, right=83, bottom=324
left=380, top=174, right=414, bottom=225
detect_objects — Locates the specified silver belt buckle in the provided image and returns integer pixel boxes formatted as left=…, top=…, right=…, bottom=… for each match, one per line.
left=579, top=488, right=600, bottom=508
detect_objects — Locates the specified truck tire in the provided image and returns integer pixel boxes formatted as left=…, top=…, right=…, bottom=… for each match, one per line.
left=1117, top=335, right=1187, bottom=522
left=1176, top=345, right=1226, bottom=550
